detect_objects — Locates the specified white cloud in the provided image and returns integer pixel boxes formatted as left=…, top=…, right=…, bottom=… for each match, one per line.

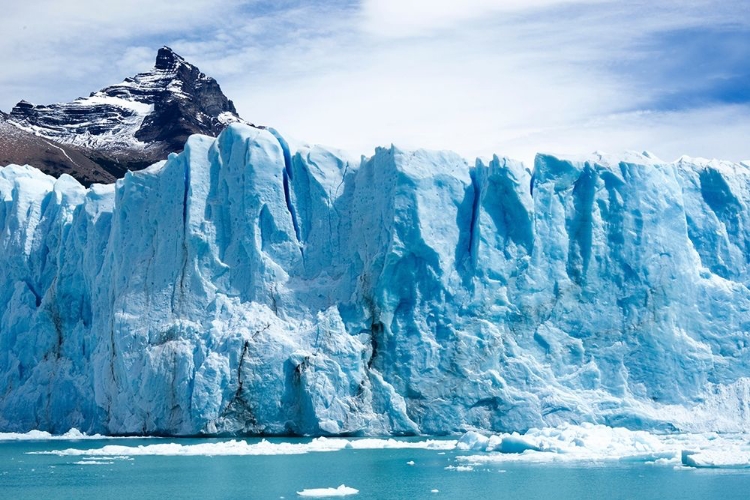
left=490, top=105, right=750, bottom=166
left=359, top=0, right=605, bottom=38
left=0, top=0, right=242, bottom=106
left=1, top=0, right=748, bottom=167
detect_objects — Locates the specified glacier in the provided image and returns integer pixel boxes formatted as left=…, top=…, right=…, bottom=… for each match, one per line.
left=2, top=123, right=750, bottom=436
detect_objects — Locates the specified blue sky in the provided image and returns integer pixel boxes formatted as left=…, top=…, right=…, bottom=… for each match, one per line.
left=1, top=0, right=748, bottom=165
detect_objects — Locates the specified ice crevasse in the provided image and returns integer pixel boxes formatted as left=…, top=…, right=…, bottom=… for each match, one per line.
left=2, top=123, right=750, bottom=436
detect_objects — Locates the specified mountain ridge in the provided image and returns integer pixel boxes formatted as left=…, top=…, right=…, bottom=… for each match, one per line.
left=1, top=47, right=248, bottom=184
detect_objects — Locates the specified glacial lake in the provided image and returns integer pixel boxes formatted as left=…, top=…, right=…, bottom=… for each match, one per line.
left=1, top=435, right=750, bottom=499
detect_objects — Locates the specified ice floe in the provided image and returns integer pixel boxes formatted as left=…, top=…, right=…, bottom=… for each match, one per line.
left=455, top=424, right=750, bottom=469
left=0, top=429, right=112, bottom=441
left=29, top=437, right=455, bottom=457
left=21, top=424, right=750, bottom=470
left=681, top=450, right=750, bottom=468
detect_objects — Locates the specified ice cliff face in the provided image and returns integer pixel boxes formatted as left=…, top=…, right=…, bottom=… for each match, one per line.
left=2, top=124, right=750, bottom=436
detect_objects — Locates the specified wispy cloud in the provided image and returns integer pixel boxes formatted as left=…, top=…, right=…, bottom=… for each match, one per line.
left=620, top=25, right=750, bottom=109
left=357, top=0, right=607, bottom=38
left=1, top=0, right=748, bottom=165
left=0, top=0, right=244, bottom=103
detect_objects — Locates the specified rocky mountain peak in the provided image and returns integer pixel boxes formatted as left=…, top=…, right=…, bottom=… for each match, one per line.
left=154, top=46, right=185, bottom=71
left=3, top=47, right=248, bottom=181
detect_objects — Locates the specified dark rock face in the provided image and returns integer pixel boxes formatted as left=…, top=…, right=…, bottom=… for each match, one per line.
left=2, top=47, right=247, bottom=184
left=133, top=47, right=241, bottom=153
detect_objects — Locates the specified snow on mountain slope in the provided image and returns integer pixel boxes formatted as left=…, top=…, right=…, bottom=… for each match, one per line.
left=9, top=96, right=153, bottom=151
left=1, top=124, right=750, bottom=436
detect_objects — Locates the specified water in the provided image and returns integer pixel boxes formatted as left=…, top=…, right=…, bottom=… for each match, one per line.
left=1, top=437, right=750, bottom=499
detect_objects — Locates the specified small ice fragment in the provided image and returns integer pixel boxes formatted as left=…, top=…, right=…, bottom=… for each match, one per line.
left=445, top=465, right=474, bottom=471
left=431, top=489, right=439, bottom=493
left=407, top=460, right=415, bottom=465
left=296, top=485, right=359, bottom=497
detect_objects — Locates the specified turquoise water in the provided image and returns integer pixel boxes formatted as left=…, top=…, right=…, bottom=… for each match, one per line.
left=1, top=437, right=750, bottom=499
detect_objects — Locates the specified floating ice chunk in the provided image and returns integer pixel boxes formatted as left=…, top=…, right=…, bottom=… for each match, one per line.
left=406, top=460, right=415, bottom=465
left=496, top=435, right=540, bottom=454
left=456, top=431, right=489, bottom=451
left=681, top=450, right=750, bottom=468
left=456, top=424, right=750, bottom=468
left=431, top=490, right=439, bottom=494
left=74, top=460, right=114, bottom=465
left=457, top=431, right=539, bottom=454
left=296, top=485, right=358, bottom=497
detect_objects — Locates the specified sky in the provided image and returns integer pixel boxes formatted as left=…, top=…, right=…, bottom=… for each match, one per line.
left=0, top=0, right=748, bottom=166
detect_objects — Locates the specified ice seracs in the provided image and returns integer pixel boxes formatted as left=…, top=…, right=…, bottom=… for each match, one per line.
left=1, top=123, right=750, bottom=437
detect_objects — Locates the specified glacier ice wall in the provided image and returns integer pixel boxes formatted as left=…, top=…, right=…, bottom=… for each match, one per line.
left=2, top=124, right=750, bottom=435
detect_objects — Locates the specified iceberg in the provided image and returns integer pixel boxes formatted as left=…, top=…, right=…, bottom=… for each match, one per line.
left=454, top=424, right=750, bottom=468
left=2, top=123, right=750, bottom=436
